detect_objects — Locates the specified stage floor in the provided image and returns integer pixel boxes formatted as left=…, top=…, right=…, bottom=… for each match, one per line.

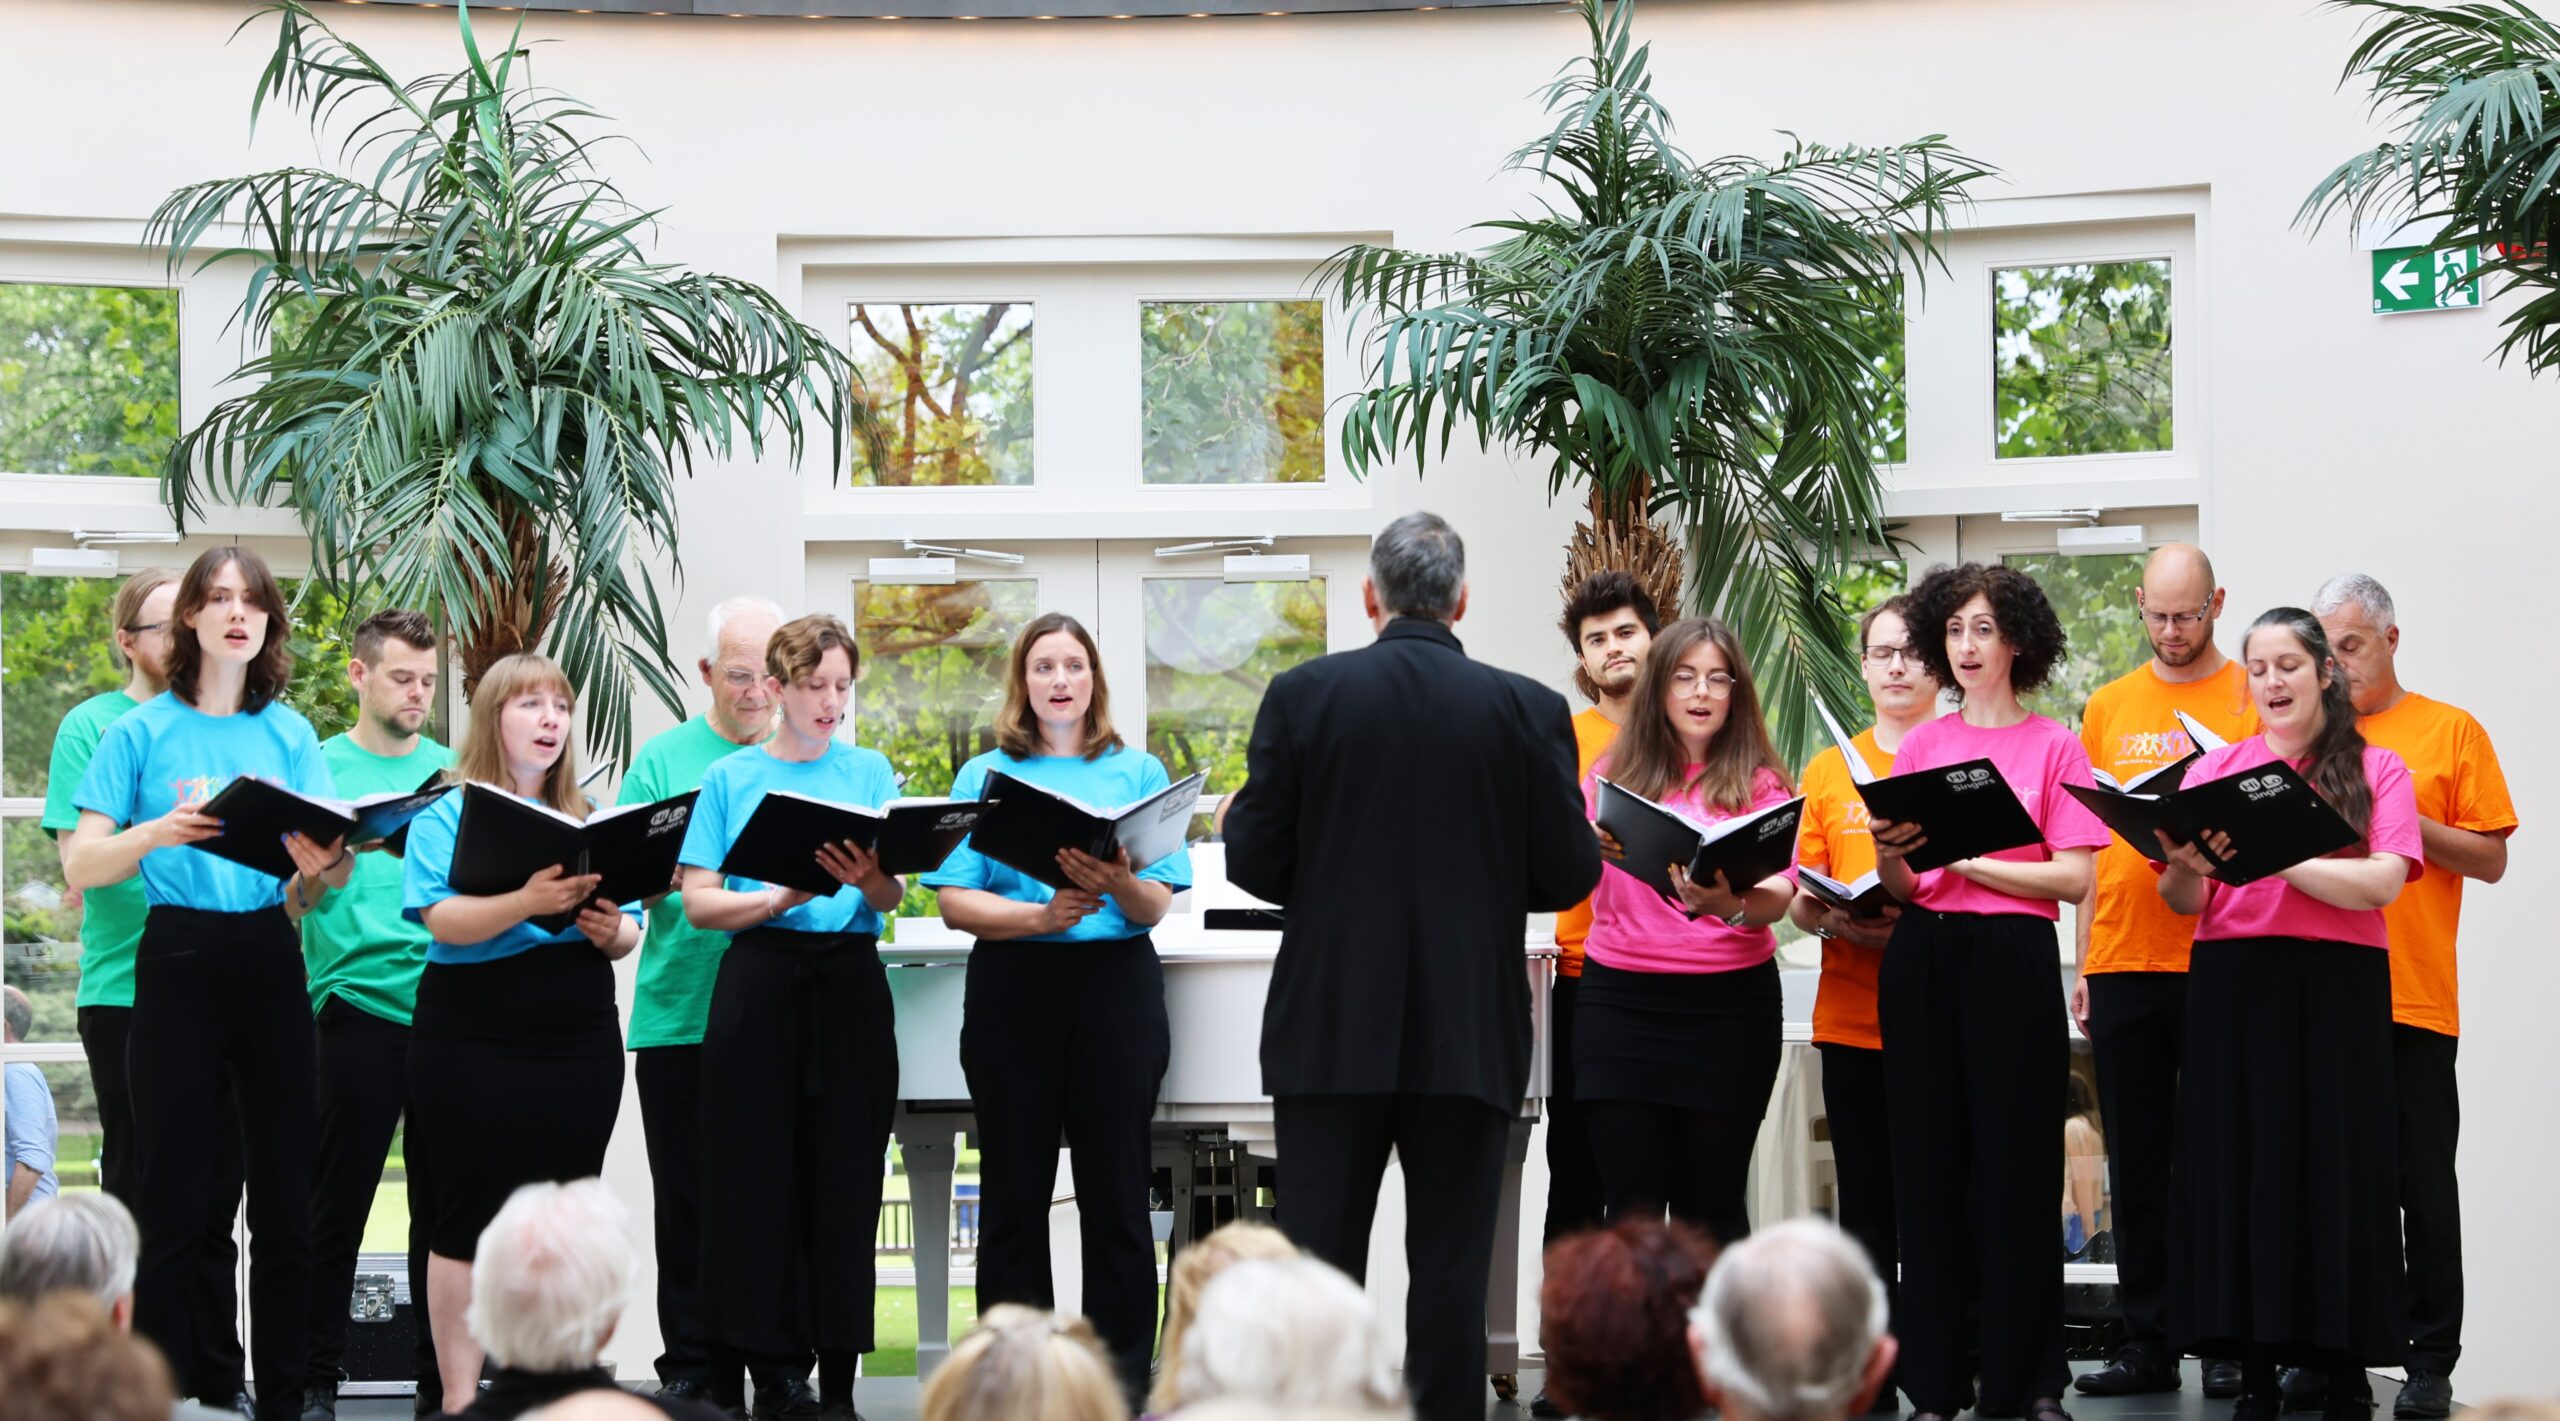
left=332, top=1360, right=2419, bottom=1420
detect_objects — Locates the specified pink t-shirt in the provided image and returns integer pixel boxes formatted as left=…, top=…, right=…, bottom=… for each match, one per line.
left=1583, top=762, right=1794, bottom=975
left=2187, top=737, right=2423, bottom=950
left=1888, top=713, right=2111, bottom=919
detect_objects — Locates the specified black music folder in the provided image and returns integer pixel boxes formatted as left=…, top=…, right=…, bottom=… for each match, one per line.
left=718, top=794, right=987, bottom=896
left=1799, top=867, right=1898, bottom=919
left=1851, top=760, right=2045, bottom=874
left=2089, top=709, right=2229, bottom=794
left=970, top=769, right=1207, bottom=892
left=198, top=775, right=453, bottom=879
left=1594, top=778, right=1804, bottom=907
left=448, top=784, right=700, bottom=932
left=2065, top=761, right=2361, bottom=887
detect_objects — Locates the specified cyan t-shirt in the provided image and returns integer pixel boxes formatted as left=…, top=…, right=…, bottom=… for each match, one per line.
left=42, top=690, right=149, bottom=1009
left=71, top=693, right=334, bottom=913
left=5, top=1062, right=60, bottom=1206
left=678, top=741, right=901, bottom=938
left=922, top=746, right=1194, bottom=943
left=400, top=786, right=640, bottom=965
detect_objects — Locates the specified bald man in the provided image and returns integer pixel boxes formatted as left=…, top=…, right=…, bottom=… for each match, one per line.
left=2070, top=545, right=2257, bottom=1400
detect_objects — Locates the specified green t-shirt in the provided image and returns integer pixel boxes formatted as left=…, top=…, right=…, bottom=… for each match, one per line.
left=42, top=691, right=147, bottom=1011
left=301, top=733, right=456, bottom=1025
left=622, top=714, right=761, bottom=1050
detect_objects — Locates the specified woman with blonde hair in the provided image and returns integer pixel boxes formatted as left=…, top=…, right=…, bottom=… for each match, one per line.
left=921, top=1306, right=1130, bottom=1421
left=401, top=654, right=642, bottom=1410
left=1147, top=1222, right=1299, bottom=1416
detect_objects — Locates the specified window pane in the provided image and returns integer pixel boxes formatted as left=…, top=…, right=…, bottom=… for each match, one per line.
left=1, top=573, right=129, bottom=799
left=278, top=578, right=367, bottom=743
left=2065, top=1036, right=2111, bottom=1264
left=1827, top=559, right=1908, bottom=658
left=2001, top=552, right=2150, bottom=730
left=1846, top=280, right=1906, bottom=465
left=3, top=817, right=82, bottom=1043
left=0, top=283, right=180, bottom=479
left=1, top=1056, right=104, bottom=1203
left=848, top=303, right=1034, bottom=487
left=1143, top=579, right=1327, bottom=793
left=852, top=581, right=1041, bottom=919
left=1993, top=261, right=2172, bottom=459
left=1141, top=301, right=1324, bottom=485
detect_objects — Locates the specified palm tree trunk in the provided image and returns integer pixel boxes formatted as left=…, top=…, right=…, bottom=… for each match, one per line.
left=455, top=505, right=561, bottom=697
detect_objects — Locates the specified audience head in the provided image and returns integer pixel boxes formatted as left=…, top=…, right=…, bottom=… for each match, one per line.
left=0, top=986, right=26, bottom=1046
left=1905, top=561, right=2066, bottom=702
left=456, top=653, right=585, bottom=815
left=1562, top=569, right=1661, bottom=705
left=1174, top=1256, right=1403, bottom=1414
left=2135, top=543, right=2225, bottom=669
left=467, top=1179, right=633, bottom=1375
left=1150, top=1222, right=1303, bottom=1413
left=0, top=1192, right=142, bottom=1329
left=108, top=568, right=179, bottom=688
left=998, top=613, right=1122, bottom=761
left=169, top=544, right=296, bottom=713
left=1690, top=1219, right=1895, bottom=1421
left=0, top=1292, right=171, bottom=1421
left=1539, top=1217, right=1718, bottom=1421
left=1856, top=595, right=1937, bottom=719
left=703, top=595, right=786, bottom=742
left=1608, top=617, right=1791, bottom=811
left=921, top=1305, right=1130, bottom=1421
left=2310, top=572, right=2401, bottom=715
left=349, top=609, right=441, bottom=744
left=1367, top=512, right=1466, bottom=627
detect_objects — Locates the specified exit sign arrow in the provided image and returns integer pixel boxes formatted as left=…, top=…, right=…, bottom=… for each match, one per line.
left=2379, top=258, right=2421, bottom=303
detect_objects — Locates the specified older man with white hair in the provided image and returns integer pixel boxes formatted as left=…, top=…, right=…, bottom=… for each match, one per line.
left=1173, top=1256, right=1405, bottom=1416
left=1690, top=1219, right=1898, bottom=1421
left=0, top=1191, right=235, bottom=1421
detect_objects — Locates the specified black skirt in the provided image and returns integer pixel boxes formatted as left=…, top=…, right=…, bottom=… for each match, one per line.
left=1574, top=955, right=1783, bottom=1114
left=407, top=940, right=623, bottom=1260
left=2172, top=935, right=2406, bottom=1363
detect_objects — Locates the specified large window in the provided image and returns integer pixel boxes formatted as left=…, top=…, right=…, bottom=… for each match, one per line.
left=847, top=302, right=1035, bottom=488
left=2000, top=551, right=2151, bottom=729
left=1992, top=260, right=2173, bottom=460
left=1140, top=300, right=1324, bottom=486
left=1142, top=578, right=1328, bottom=789
left=0, top=283, right=180, bottom=480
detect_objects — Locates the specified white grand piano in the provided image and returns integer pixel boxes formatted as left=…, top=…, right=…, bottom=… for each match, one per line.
left=882, top=842, right=1555, bottom=1396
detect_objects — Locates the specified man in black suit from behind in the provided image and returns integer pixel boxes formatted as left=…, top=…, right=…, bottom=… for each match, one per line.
left=1223, top=511, right=1603, bottom=1421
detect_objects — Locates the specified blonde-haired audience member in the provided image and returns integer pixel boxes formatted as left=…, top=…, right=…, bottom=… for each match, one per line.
left=1172, top=1257, right=1405, bottom=1415
left=1147, top=1222, right=1300, bottom=1415
left=0, top=1292, right=174, bottom=1421
left=922, top=1306, right=1130, bottom=1421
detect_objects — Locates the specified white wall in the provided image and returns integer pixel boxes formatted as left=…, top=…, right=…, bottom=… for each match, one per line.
left=3, top=0, right=2551, bottom=1394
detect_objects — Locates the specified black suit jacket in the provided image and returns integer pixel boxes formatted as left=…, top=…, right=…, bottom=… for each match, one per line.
left=1224, top=617, right=1602, bottom=1110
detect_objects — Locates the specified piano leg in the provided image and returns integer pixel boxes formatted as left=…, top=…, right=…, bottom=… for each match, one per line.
left=1484, top=1113, right=1535, bottom=1399
left=898, top=1114, right=960, bottom=1378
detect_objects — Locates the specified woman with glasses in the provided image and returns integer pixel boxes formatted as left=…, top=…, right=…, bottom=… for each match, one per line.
left=1867, top=563, right=2110, bottom=1421
left=1575, top=617, right=1796, bottom=1242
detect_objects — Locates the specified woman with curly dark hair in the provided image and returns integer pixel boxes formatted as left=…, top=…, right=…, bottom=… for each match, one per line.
left=1867, top=562, right=2110, bottom=1421
left=1537, top=1218, right=1718, bottom=1421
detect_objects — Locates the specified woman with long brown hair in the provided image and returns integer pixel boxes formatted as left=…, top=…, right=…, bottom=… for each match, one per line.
left=923, top=611, right=1193, bottom=1402
left=1577, top=617, right=1796, bottom=1245
left=399, top=653, right=640, bottom=1410
left=64, top=545, right=350, bottom=1421
left=2160, top=608, right=2421, bottom=1420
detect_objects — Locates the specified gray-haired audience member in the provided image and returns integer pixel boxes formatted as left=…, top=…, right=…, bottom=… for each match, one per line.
left=0, top=1192, right=233, bottom=1421
left=456, top=1180, right=637, bottom=1421
left=1690, top=1220, right=1898, bottom=1421
left=1172, top=1256, right=1406, bottom=1415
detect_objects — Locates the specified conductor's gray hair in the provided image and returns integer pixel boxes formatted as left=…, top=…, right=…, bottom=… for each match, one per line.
left=2311, top=573, right=2396, bottom=631
left=705, top=596, right=786, bottom=658
left=1175, top=1258, right=1404, bottom=1413
left=1691, top=1220, right=1886, bottom=1421
left=1369, top=512, right=1465, bottom=622
left=0, top=1193, right=141, bottom=1310
left=468, top=1180, right=634, bottom=1374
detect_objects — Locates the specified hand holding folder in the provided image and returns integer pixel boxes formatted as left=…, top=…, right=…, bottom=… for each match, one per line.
left=2064, top=760, right=2359, bottom=886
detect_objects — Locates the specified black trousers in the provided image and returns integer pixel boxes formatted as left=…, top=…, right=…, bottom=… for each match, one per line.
left=1274, top=1092, right=1510, bottom=1421
left=80, top=1004, right=247, bottom=1400
left=1581, top=1100, right=1760, bottom=1246
left=959, top=936, right=1169, bottom=1396
left=302, top=995, right=435, bottom=1393
left=2394, top=1024, right=2462, bottom=1374
left=699, top=930, right=898, bottom=1359
left=635, top=1045, right=717, bottom=1388
left=1878, top=909, right=2069, bottom=1417
left=130, top=907, right=316, bottom=1421
left=1539, top=973, right=1605, bottom=1243
left=1818, top=1042, right=1897, bottom=1404
left=2086, top=970, right=2187, bottom=1363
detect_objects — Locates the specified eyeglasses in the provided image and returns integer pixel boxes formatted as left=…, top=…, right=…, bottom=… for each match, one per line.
left=1669, top=669, right=1737, bottom=699
left=2140, top=609, right=2210, bottom=631
left=1861, top=644, right=1917, bottom=666
left=716, top=666, right=762, bottom=689
left=122, top=621, right=167, bottom=636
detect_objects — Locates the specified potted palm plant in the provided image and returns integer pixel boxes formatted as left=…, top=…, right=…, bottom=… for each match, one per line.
left=149, top=0, right=879, bottom=761
left=1322, top=0, right=1992, bottom=752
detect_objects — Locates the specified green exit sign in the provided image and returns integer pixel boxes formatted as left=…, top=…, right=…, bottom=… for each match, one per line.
left=2373, top=244, right=2483, bottom=314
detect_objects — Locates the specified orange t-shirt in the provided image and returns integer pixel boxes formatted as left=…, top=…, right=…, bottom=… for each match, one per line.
left=2077, top=660, right=2259, bottom=976
left=2361, top=692, right=2517, bottom=1036
left=1798, top=728, right=1898, bottom=1051
left=1554, top=707, right=1624, bottom=978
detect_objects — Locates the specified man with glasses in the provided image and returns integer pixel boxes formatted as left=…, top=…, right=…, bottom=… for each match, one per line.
left=619, top=596, right=814, bottom=1416
left=39, top=567, right=252, bottom=1413
left=2070, top=544, right=2255, bottom=1402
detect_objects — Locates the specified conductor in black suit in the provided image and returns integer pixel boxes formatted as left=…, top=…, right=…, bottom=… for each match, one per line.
left=1223, top=511, right=1603, bottom=1421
